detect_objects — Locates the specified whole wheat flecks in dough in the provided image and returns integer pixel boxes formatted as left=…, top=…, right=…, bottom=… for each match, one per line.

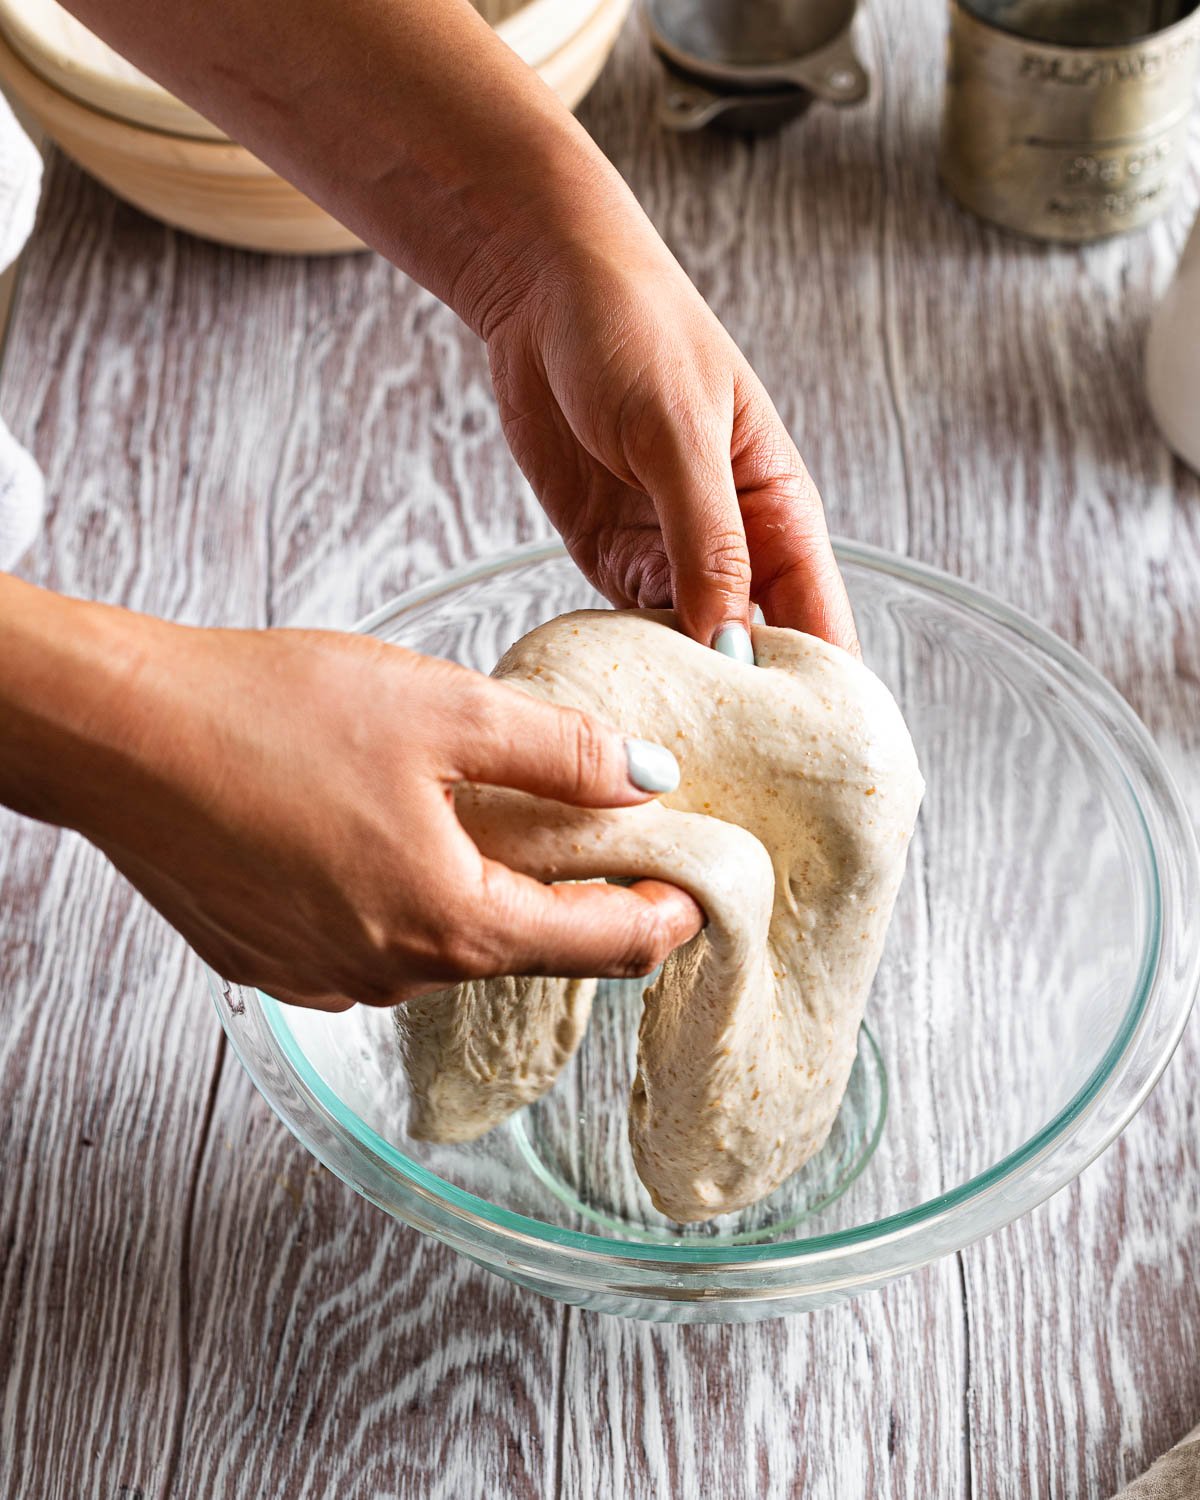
left=394, top=610, right=924, bottom=1223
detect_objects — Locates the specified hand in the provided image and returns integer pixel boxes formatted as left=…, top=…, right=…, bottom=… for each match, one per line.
left=1, top=590, right=701, bottom=1012
left=484, top=227, right=858, bottom=657
left=59, top=0, right=854, bottom=652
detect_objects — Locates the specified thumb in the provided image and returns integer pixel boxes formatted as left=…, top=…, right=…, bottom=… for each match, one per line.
left=446, top=675, right=681, bottom=807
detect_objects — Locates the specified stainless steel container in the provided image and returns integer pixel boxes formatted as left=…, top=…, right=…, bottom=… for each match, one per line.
left=940, top=0, right=1200, bottom=241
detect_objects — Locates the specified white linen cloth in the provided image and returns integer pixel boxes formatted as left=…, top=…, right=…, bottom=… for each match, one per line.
left=0, top=89, right=43, bottom=571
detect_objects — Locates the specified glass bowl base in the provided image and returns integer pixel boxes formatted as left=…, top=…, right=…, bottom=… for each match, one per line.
left=508, top=978, right=887, bottom=1247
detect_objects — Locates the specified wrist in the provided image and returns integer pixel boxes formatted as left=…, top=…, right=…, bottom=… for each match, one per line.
left=442, top=109, right=672, bottom=344
left=442, top=129, right=607, bottom=340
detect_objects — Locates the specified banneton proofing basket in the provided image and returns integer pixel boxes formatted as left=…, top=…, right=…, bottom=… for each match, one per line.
left=212, top=541, right=1199, bottom=1322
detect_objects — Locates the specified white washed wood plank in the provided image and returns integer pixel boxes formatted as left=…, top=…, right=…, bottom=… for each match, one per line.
left=869, top=2, right=1200, bottom=1494
left=0, top=157, right=285, bottom=1499
left=173, top=1061, right=565, bottom=1500
left=5, top=1, right=1200, bottom=1494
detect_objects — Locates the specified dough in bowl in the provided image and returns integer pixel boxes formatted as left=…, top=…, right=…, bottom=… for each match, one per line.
left=395, top=610, right=924, bottom=1222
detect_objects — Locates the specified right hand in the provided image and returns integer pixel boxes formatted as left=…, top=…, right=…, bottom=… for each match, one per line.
left=67, top=620, right=703, bottom=1011
left=485, top=230, right=858, bottom=658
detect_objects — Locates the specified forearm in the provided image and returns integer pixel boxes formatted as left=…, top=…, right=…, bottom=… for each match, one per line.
left=0, top=574, right=162, bottom=836
left=60, top=0, right=651, bottom=334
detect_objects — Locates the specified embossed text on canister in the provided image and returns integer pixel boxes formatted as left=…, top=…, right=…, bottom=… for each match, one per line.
left=939, top=0, right=1200, bottom=242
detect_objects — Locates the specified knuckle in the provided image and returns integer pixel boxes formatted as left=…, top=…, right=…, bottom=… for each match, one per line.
left=612, top=910, right=671, bottom=980
left=744, top=460, right=824, bottom=524
left=448, top=675, right=497, bottom=746
left=629, top=550, right=674, bottom=610
left=345, top=971, right=402, bottom=1008
left=753, top=527, right=839, bottom=602
left=438, top=891, right=513, bottom=980
left=438, top=927, right=492, bottom=980
left=449, top=928, right=512, bottom=981
left=315, top=994, right=357, bottom=1014
left=617, top=954, right=661, bottom=981
left=771, top=469, right=823, bottom=516
left=703, top=531, right=753, bottom=590
left=566, top=711, right=613, bottom=799
left=388, top=858, right=519, bottom=985
left=576, top=525, right=672, bottom=612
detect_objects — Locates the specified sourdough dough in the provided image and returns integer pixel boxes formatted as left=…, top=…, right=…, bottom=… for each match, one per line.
left=395, top=610, right=923, bottom=1222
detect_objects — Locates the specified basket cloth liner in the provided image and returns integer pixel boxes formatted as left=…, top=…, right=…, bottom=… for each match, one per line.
left=1111, top=1423, right=1200, bottom=1499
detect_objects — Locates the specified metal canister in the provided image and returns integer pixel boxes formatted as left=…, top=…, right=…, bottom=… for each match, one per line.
left=939, top=1, right=1200, bottom=241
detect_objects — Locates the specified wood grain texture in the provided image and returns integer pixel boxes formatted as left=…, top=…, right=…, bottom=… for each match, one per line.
left=2, top=2, right=1200, bottom=1497
left=0, top=160, right=271, bottom=1499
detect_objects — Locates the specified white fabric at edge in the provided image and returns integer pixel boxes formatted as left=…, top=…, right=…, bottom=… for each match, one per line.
left=0, top=89, right=43, bottom=571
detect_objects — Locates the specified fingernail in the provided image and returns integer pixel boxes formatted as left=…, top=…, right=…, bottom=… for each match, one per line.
left=625, top=737, right=680, bottom=794
left=712, top=623, right=755, bottom=665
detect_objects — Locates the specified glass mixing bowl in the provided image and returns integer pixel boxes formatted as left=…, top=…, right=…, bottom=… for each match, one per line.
left=211, top=541, right=1199, bottom=1322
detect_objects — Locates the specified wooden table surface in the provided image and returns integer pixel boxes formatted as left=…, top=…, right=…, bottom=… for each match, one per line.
left=3, top=6, right=1200, bottom=1497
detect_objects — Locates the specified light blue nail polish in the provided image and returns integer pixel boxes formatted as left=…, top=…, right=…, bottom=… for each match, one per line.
left=625, top=737, right=680, bottom=794
left=713, top=623, right=755, bottom=665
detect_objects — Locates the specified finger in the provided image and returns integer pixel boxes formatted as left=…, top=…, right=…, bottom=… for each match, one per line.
left=563, top=485, right=675, bottom=611
left=265, top=986, right=356, bottom=1013
left=629, top=412, right=755, bottom=653
left=474, top=863, right=704, bottom=980
left=740, top=469, right=860, bottom=656
left=446, top=675, right=682, bottom=806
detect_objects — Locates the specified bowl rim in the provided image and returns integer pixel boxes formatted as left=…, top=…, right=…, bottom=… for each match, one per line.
left=216, top=538, right=1200, bottom=1281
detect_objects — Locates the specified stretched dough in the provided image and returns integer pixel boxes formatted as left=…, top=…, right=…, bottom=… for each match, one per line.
left=395, top=610, right=923, bottom=1222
